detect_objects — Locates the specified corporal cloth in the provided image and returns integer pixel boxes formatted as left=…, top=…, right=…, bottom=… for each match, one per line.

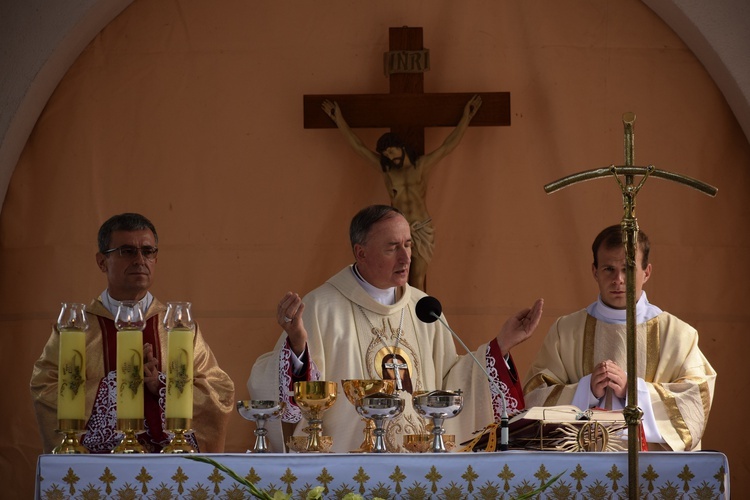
left=523, top=305, right=716, bottom=451
left=30, top=297, right=235, bottom=453
left=248, top=266, right=524, bottom=452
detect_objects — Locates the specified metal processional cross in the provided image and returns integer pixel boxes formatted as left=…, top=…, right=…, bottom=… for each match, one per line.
left=544, top=112, right=717, bottom=499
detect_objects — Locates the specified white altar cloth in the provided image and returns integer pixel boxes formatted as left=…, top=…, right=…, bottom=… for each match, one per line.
left=35, top=451, right=729, bottom=499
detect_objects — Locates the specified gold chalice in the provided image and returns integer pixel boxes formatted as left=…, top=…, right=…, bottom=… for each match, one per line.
left=356, top=392, right=404, bottom=452
left=237, top=400, right=286, bottom=453
left=404, top=429, right=456, bottom=453
left=287, top=435, right=333, bottom=453
left=412, top=389, right=463, bottom=452
left=342, top=379, right=396, bottom=452
left=293, top=381, right=337, bottom=452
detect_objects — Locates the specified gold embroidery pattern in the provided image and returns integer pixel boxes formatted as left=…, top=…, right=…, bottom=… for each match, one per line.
left=700, top=380, right=712, bottom=424
left=653, top=383, right=693, bottom=450
left=644, top=316, right=660, bottom=382
left=583, top=314, right=597, bottom=374
left=544, top=383, right=564, bottom=406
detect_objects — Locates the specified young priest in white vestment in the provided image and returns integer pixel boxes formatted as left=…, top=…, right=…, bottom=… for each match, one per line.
left=523, top=224, right=716, bottom=451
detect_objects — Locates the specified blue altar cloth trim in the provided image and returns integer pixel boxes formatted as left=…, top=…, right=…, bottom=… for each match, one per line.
left=36, top=450, right=730, bottom=499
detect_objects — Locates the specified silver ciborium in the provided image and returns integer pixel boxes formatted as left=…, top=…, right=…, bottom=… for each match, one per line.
left=293, top=381, right=337, bottom=452
left=237, top=400, right=286, bottom=453
left=355, top=392, right=404, bottom=453
left=342, top=379, right=396, bottom=452
left=412, top=390, right=463, bottom=452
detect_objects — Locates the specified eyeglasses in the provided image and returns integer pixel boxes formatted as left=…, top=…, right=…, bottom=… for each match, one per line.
left=102, top=245, right=159, bottom=260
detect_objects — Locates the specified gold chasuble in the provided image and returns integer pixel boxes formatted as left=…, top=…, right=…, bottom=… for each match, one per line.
left=523, top=310, right=716, bottom=451
left=31, top=297, right=235, bottom=453
left=249, top=266, right=526, bottom=453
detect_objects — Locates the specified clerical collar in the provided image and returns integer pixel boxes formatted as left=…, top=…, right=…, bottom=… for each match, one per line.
left=586, top=291, right=662, bottom=325
left=350, top=264, right=397, bottom=305
left=100, top=289, right=153, bottom=317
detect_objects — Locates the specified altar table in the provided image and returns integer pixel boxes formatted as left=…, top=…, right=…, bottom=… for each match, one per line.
left=35, top=451, right=729, bottom=499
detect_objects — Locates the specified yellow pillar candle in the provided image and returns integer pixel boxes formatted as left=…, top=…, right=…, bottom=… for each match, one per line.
left=57, top=329, right=86, bottom=421
left=116, top=329, right=144, bottom=420
left=165, top=328, right=194, bottom=419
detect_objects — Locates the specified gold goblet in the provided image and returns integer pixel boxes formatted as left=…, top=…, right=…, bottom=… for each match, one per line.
left=403, top=430, right=456, bottom=453
left=342, top=379, right=396, bottom=452
left=287, top=435, right=333, bottom=453
left=293, top=381, right=337, bottom=452
left=237, top=400, right=286, bottom=453
left=412, top=389, right=463, bottom=453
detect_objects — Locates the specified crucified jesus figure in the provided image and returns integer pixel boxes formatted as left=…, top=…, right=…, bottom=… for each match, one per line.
left=322, top=95, right=482, bottom=291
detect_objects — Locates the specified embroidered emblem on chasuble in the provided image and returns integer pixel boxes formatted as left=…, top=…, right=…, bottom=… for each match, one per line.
left=362, top=314, right=422, bottom=393
left=359, top=309, right=427, bottom=451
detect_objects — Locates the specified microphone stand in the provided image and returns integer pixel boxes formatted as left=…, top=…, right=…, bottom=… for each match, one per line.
left=428, top=311, right=509, bottom=450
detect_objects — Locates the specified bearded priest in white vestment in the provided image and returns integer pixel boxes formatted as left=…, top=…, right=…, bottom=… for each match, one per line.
left=523, top=225, right=716, bottom=451
left=248, top=205, right=544, bottom=452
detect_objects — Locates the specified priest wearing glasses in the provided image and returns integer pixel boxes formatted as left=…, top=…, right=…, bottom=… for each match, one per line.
left=31, top=212, right=234, bottom=453
left=248, top=205, right=543, bottom=452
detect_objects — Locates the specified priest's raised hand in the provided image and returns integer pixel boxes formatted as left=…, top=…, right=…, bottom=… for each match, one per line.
left=496, top=298, right=544, bottom=356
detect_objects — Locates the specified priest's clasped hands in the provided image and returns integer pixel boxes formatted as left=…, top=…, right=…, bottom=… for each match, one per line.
left=591, top=359, right=627, bottom=400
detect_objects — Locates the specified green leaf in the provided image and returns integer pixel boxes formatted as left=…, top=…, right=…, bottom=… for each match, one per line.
left=184, top=455, right=282, bottom=500
left=513, top=469, right=566, bottom=500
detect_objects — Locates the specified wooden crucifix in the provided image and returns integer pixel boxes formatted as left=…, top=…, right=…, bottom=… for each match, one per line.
left=303, top=27, right=510, bottom=291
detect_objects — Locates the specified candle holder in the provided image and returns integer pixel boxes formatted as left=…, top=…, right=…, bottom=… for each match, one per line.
left=162, top=418, right=195, bottom=453
left=237, top=400, right=286, bottom=453
left=162, top=302, right=196, bottom=454
left=113, top=301, right=146, bottom=454
left=293, top=381, right=337, bottom=453
left=52, top=419, right=88, bottom=454
left=412, top=390, right=463, bottom=453
left=113, top=419, right=146, bottom=454
left=55, top=302, right=89, bottom=453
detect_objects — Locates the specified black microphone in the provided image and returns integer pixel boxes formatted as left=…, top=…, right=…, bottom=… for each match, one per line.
left=415, top=295, right=442, bottom=323
left=415, top=295, right=510, bottom=450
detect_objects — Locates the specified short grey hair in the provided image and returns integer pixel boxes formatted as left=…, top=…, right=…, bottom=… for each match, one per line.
left=349, top=205, right=403, bottom=248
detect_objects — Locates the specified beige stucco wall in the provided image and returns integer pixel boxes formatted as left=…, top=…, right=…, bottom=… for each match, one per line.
left=2, top=1, right=748, bottom=497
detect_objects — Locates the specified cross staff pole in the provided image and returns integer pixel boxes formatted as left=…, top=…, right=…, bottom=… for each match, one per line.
left=543, top=112, right=717, bottom=499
